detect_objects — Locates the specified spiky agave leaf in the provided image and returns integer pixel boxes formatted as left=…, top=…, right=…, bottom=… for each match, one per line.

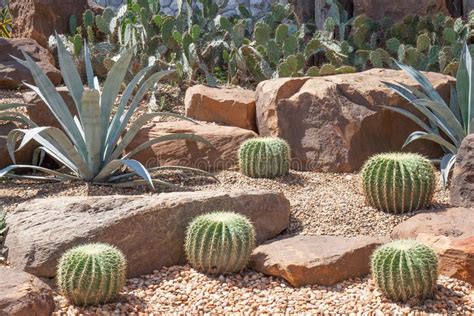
left=383, top=44, right=473, bottom=187
left=0, top=35, right=213, bottom=190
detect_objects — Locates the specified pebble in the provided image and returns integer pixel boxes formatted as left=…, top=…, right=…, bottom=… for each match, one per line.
left=53, top=266, right=473, bottom=315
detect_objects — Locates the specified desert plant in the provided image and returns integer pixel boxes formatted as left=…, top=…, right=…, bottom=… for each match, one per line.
left=239, top=137, right=290, bottom=179
left=0, top=35, right=211, bottom=189
left=361, top=153, right=435, bottom=213
left=57, top=243, right=126, bottom=306
left=383, top=43, right=473, bottom=187
left=0, top=210, right=7, bottom=244
left=184, top=211, right=256, bottom=274
left=0, top=2, right=12, bottom=38
left=371, top=240, right=438, bottom=302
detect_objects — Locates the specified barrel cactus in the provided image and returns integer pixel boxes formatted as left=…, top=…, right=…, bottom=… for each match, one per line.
left=239, top=137, right=290, bottom=178
left=184, top=212, right=256, bottom=274
left=371, top=240, right=438, bottom=301
left=361, top=153, right=435, bottom=213
left=57, top=243, right=127, bottom=306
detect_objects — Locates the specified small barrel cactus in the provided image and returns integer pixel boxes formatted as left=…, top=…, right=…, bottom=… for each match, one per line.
left=239, top=137, right=290, bottom=179
left=184, top=212, right=256, bottom=274
left=57, top=243, right=127, bottom=306
left=361, top=153, right=435, bottom=213
left=371, top=240, right=438, bottom=301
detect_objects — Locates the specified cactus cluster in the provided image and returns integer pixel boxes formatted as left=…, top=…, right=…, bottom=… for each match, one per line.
left=184, top=211, right=256, bottom=274
left=343, top=13, right=468, bottom=75
left=58, top=0, right=474, bottom=86
left=361, top=153, right=435, bottom=214
left=57, top=243, right=127, bottom=306
left=371, top=240, right=438, bottom=302
left=239, top=137, right=290, bottom=179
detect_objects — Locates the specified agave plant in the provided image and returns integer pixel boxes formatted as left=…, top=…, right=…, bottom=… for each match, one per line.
left=0, top=35, right=212, bottom=189
left=383, top=43, right=473, bottom=187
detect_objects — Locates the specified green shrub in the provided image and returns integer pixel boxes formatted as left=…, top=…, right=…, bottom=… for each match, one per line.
left=361, top=153, right=435, bottom=213
left=371, top=240, right=438, bottom=301
left=184, top=212, right=256, bottom=274
left=57, top=243, right=127, bottom=306
left=239, top=137, right=290, bottom=179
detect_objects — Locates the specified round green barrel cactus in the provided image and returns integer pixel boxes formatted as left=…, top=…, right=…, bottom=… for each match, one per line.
left=239, top=137, right=290, bottom=179
left=184, top=212, right=256, bottom=274
left=361, top=153, right=435, bottom=213
left=57, top=243, right=127, bottom=306
left=371, top=240, right=438, bottom=302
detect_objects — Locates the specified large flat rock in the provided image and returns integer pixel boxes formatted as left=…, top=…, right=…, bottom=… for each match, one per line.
left=127, top=120, right=257, bottom=171
left=250, top=235, right=387, bottom=287
left=451, top=135, right=474, bottom=208
left=392, top=207, right=474, bottom=284
left=0, top=267, right=55, bottom=316
left=255, top=69, right=450, bottom=172
left=5, top=190, right=290, bottom=278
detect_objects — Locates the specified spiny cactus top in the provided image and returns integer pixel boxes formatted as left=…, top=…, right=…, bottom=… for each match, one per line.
left=371, top=240, right=438, bottom=302
left=361, top=152, right=436, bottom=214
left=185, top=211, right=256, bottom=274
left=57, top=243, right=127, bottom=306
left=239, top=137, right=290, bottom=179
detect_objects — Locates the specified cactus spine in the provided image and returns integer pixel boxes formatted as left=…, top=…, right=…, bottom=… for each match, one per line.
left=361, top=153, right=435, bottom=214
left=185, top=212, right=256, bottom=274
left=371, top=240, right=438, bottom=302
left=239, top=137, right=290, bottom=179
left=57, top=243, right=127, bottom=306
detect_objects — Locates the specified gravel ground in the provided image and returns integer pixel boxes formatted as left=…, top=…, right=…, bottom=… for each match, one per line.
left=1, top=88, right=468, bottom=315
left=0, top=170, right=449, bottom=237
left=53, top=266, right=473, bottom=315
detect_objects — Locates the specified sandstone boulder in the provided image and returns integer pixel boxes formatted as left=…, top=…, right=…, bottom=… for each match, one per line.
left=0, top=267, right=55, bottom=316
left=255, top=69, right=450, bottom=172
left=5, top=190, right=290, bottom=278
left=185, top=85, right=257, bottom=131
left=23, top=87, right=76, bottom=128
left=0, top=38, right=61, bottom=89
left=353, top=0, right=448, bottom=21
left=9, top=0, right=99, bottom=48
left=451, top=135, right=474, bottom=208
left=392, top=207, right=474, bottom=284
left=250, top=235, right=387, bottom=287
left=127, top=120, right=257, bottom=171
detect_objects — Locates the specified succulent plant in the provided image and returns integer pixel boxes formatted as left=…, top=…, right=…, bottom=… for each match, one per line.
left=0, top=35, right=211, bottom=189
left=184, top=212, right=256, bottom=274
left=0, top=210, right=7, bottom=245
left=239, top=137, right=290, bottom=179
left=57, top=243, right=127, bottom=306
left=371, top=240, right=438, bottom=302
left=361, top=153, right=435, bottom=213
